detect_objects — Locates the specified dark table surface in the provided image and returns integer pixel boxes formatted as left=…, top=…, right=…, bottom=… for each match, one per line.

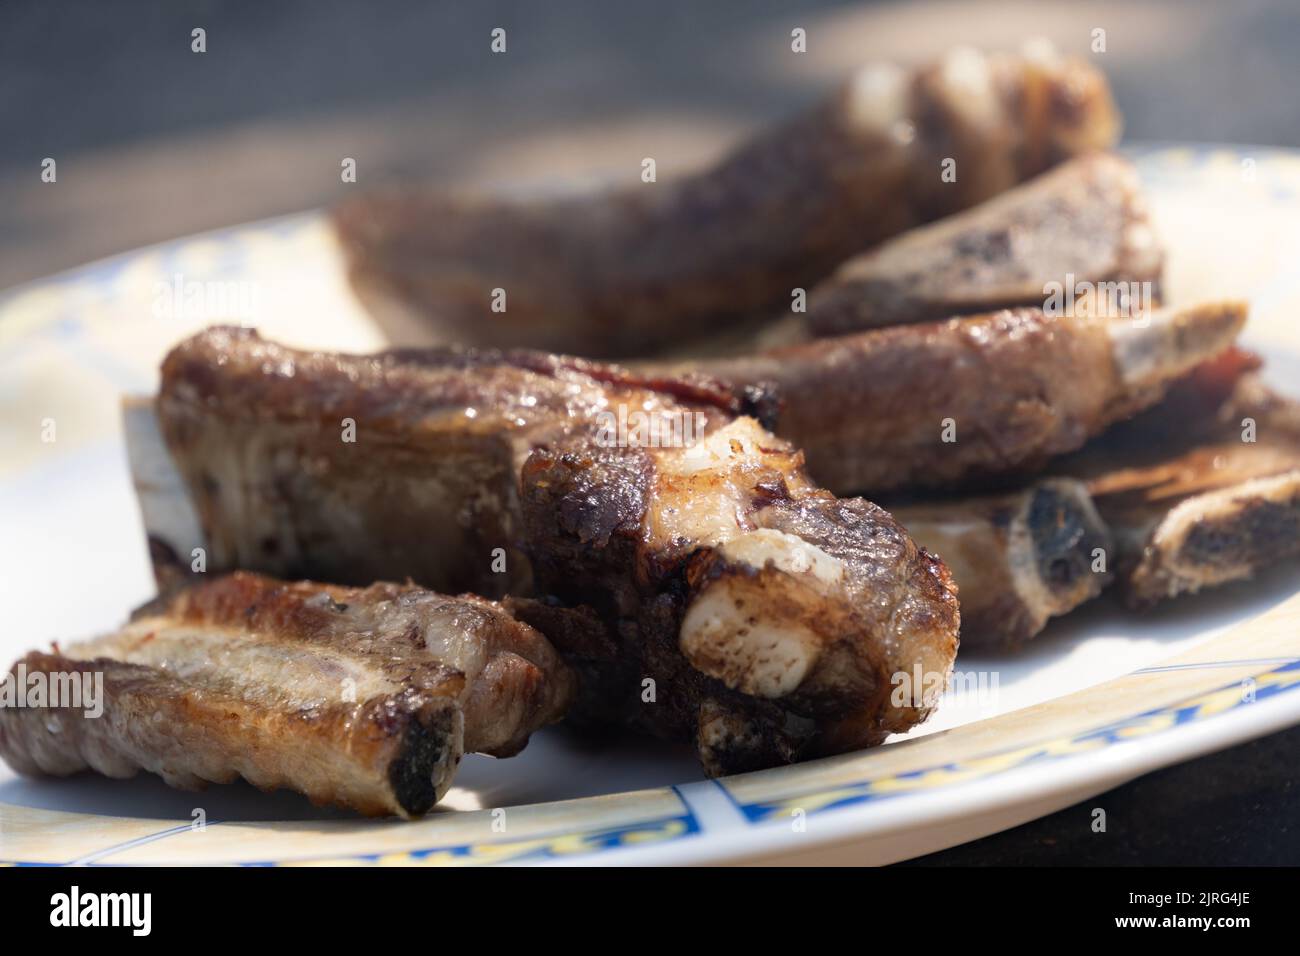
left=3, top=0, right=1298, bottom=865
left=909, top=723, right=1300, bottom=866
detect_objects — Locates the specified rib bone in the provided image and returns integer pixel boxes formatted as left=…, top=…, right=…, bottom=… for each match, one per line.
left=1052, top=359, right=1300, bottom=605
left=892, top=479, right=1112, bottom=647
left=671, top=301, right=1246, bottom=495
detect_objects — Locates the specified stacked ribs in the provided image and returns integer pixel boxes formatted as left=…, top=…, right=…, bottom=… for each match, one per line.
left=5, top=44, right=1291, bottom=817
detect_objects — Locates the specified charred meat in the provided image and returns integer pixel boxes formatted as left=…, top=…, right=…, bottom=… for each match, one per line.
left=140, top=327, right=960, bottom=774
left=670, top=301, right=1247, bottom=496
left=0, top=573, right=575, bottom=817
left=1052, top=353, right=1300, bottom=604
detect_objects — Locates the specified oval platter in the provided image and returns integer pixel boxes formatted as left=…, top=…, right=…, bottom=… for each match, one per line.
left=2, top=145, right=1299, bottom=866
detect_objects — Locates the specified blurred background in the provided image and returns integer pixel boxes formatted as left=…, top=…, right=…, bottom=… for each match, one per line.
left=4, top=0, right=1300, bottom=291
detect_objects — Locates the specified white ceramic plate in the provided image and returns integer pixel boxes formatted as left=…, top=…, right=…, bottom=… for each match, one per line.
left=2, top=145, right=1299, bottom=866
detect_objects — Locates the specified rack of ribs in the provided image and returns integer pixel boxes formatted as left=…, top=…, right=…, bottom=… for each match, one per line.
left=333, top=45, right=1119, bottom=358
left=0, top=573, right=574, bottom=817
left=130, top=326, right=960, bottom=775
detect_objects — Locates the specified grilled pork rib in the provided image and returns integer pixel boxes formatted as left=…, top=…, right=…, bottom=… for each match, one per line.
left=676, top=301, right=1246, bottom=495
left=517, top=417, right=959, bottom=770
left=141, top=327, right=960, bottom=774
left=1051, top=354, right=1300, bottom=605
left=804, top=153, right=1163, bottom=337
left=333, top=46, right=1119, bottom=358
left=151, top=330, right=752, bottom=597
left=0, top=573, right=574, bottom=817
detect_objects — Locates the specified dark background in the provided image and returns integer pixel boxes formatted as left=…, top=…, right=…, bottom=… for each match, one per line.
left=3, top=0, right=1299, bottom=864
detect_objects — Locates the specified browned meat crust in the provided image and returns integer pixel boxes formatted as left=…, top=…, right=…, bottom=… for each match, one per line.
left=672, top=301, right=1246, bottom=496
left=805, top=153, right=1163, bottom=336
left=147, top=327, right=960, bottom=775
left=0, top=573, right=574, bottom=817
left=156, top=327, right=748, bottom=597
left=893, top=478, right=1113, bottom=648
left=332, top=47, right=1119, bottom=358
left=518, top=427, right=959, bottom=770
left=1051, top=354, right=1300, bottom=605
